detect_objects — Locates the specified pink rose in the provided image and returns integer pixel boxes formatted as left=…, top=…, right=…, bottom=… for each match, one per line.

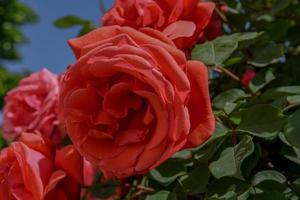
left=0, top=133, right=83, bottom=200
left=3, top=69, right=65, bottom=144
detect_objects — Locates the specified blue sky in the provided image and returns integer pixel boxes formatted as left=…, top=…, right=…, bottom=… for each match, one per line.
left=5, top=0, right=114, bottom=73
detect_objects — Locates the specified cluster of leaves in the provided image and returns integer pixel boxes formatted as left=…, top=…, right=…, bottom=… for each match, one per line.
left=132, top=0, right=300, bottom=199
left=53, top=15, right=97, bottom=36
left=0, top=0, right=34, bottom=149
left=0, top=67, right=23, bottom=108
left=53, top=0, right=106, bottom=36
left=0, top=0, right=37, bottom=61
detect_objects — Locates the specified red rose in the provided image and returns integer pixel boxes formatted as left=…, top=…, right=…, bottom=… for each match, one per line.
left=241, top=69, right=256, bottom=87
left=3, top=69, right=65, bottom=144
left=102, top=0, right=215, bottom=50
left=59, top=26, right=214, bottom=178
left=0, top=133, right=83, bottom=200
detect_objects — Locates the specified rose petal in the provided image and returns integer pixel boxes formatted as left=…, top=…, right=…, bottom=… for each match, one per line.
left=163, top=20, right=196, bottom=40
left=185, top=61, right=215, bottom=148
left=55, top=145, right=83, bottom=184
left=44, top=170, right=66, bottom=197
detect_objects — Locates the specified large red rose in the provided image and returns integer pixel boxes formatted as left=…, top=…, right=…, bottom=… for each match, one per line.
left=102, top=0, right=215, bottom=50
left=0, top=133, right=83, bottom=200
left=59, top=26, right=214, bottom=178
left=3, top=69, right=65, bottom=144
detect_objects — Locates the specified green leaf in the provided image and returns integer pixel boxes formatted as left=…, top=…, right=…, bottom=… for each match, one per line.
left=248, top=42, right=283, bottom=67
left=266, top=20, right=291, bottom=41
left=287, top=95, right=300, bottom=105
left=279, top=133, right=300, bottom=164
left=209, top=136, right=254, bottom=179
left=291, top=178, right=300, bottom=196
left=79, top=23, right=96, bottom=36
left=262, top=86, right=300, bottom=100
left=237, top=105, right=286, bottom=138
left=0, top=135, right=4, bottom=149
left=250, top=171, right=292, bottom=198
left=173, top=180, right=188, bottom=200
left=193, top=142, right=219, bottom=163
left=249, top=69, right=276, bottom=93
left=281, top=145, right=300, bottom=165
left=172, top=150, right=192, bottom=160
left=180, top=164, right=210, bottom=195
left=145, top=191, right=172, bottom=200
left=91, top=179, right=118, bottom=199
left=271, top=0, right=291, bottom=14
left=208, top=191, right=237, bottom=200
left=192, top=32, right=259, bottom=65
left=241, top=144, right=260, bottom=177
left=284, top=109, right=300, bottom=148
left=54, top=15, right=88, bottom=28
left=206, top=177, right=251, bottom=200
left=149, top=158, right=186, bottom=186
left=249, top=192, right=289, bottom=200
left=213, top=89, right=248, bottom=110
left=251, top=170, right=287, bottom=186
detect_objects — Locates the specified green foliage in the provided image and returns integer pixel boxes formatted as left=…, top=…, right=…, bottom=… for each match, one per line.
left=209, top=135, right=255, bottom=179
left=0, top=67, right=22, bottom=108
left=237, top=105, right=286, bottom=139
left=0, top=0, right=37, bottom=60
left=54, top=15, right=96, bottom=36
left=0, top=0, right=33, bottom=111
left=284, top=109, right=300, bottom=148
left=192, top=32, right=259, bottom=66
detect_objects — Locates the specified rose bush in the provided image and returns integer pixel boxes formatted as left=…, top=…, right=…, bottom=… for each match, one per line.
left=3, top=69, right=64, bottom=144
left=0, top=133, right=83, bottom=200
left=59, top=25, right=214, bottom=178
left=2, top=0, right=300, bottom=199
left=102, top=0, right=216, bottom=50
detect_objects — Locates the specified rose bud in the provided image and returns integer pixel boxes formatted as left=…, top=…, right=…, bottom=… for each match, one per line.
left=3, top=69, right=65, bottom=144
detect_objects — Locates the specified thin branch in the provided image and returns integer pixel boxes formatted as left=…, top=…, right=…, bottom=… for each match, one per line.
left=124, top=183, right=155, bottom=193
left=131, top=190, right=146, bottom=199
left=99, top=0, right=106, bottom=15
left=214, top=66, right=240, bottom=81
left=215, top=7, right=228, bottom=23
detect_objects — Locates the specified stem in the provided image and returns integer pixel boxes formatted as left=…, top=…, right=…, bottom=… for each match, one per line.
left=99, top=0, right=106, bottom=14
left=132, top=190, right=146, bottom=199
left=215, top=66, right=240, bottom=81
left=124, top=183, right=155, bottom=193
left=215, top=7, right=228, bottom=22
